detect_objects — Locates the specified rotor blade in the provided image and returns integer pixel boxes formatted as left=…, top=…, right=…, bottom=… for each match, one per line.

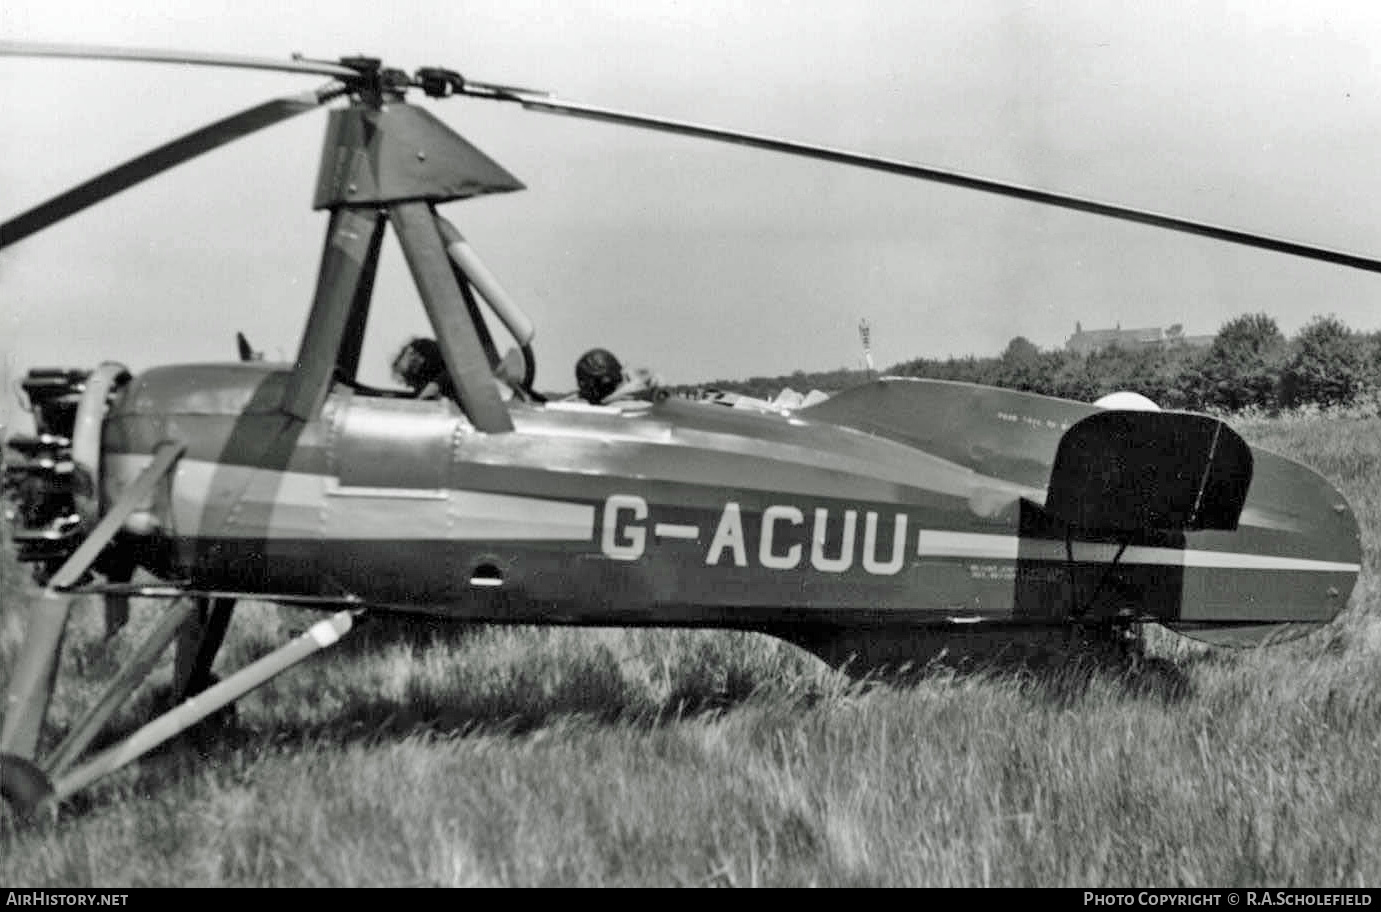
left=512, top=95, right=1381, bottom=275
left=1, top=84, right=344, bottom=249
left=0, top=41, right=359, bottom=80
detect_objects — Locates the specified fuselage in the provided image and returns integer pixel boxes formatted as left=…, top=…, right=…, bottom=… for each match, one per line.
left=100, top=364, right=1361, bottom=633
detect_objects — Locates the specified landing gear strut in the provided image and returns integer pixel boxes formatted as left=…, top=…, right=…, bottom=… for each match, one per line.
left=1, top=597, right=355, bottom=820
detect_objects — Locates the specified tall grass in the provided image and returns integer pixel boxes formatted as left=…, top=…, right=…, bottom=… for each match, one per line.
left=2, top=415, right=1379, bottom=886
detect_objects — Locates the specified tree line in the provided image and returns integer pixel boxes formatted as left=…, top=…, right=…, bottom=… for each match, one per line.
left=687, top=314, right=1381, bottom=413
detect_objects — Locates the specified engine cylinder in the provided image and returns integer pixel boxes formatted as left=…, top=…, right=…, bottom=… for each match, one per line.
left=2, top=366, right=128, bottom=578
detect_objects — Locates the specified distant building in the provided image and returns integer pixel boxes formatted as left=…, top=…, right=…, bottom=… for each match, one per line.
left=1065, top=322, right=1213, bottom=355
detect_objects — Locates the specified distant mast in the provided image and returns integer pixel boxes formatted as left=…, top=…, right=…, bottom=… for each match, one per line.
left=858, top=319, right=875, bottom=378
left=0, top=350, right=10, bottom=437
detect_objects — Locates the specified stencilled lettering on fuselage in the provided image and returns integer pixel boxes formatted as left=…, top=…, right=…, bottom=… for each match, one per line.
left=599, top=495, right=911, bottom=577
left=995, top=410, right=1072, bottom=432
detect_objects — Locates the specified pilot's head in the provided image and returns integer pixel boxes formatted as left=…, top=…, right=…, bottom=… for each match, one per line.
left=393, top=337, right=445, bottom=392
left=575, top=348, right=623, bottom=404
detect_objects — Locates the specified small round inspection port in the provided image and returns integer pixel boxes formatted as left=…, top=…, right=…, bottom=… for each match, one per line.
left=469, top=563, right=504, bottom=588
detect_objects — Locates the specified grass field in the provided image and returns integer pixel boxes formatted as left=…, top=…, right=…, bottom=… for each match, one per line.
left=2, top=411, right=1379, bottom=886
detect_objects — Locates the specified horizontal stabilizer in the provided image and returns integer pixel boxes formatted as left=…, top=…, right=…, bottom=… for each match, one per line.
left=1164, top=622, right=1325, bottom=648
left=1045, top=411, right=1252, bottom=534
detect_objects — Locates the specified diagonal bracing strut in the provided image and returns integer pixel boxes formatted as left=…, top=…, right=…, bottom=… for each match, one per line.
left=0, top=440, right=186, bottom=760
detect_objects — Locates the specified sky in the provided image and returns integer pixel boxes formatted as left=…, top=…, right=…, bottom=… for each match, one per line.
left=2, top=0, right=1379, bottom=403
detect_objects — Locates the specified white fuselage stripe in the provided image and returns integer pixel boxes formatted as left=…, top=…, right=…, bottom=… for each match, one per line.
left=916, top=530, right=1358, bottom=573
left=108, top=454, right=596, bottom=541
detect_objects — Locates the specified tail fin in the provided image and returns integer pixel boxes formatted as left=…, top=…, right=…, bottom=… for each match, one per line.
left=1044, top=410, right=1252, bottom=535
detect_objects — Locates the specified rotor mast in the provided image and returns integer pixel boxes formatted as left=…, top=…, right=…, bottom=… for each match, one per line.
left=279, top=57, right=525, bottom=431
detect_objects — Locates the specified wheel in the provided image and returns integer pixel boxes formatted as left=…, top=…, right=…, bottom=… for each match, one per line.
left=0, top=753, right=55, bottom=820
